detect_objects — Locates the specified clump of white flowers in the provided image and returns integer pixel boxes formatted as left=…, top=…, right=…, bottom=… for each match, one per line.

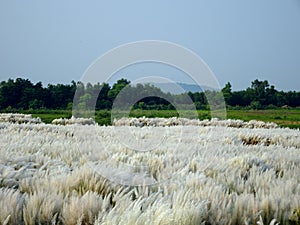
left=0, top=113, right=41, bottom=124
left=113, top=117, right=279, bottom=129
left=52, top=116, right=96, bottom=125
left=0, top=119, right=299, bottom=224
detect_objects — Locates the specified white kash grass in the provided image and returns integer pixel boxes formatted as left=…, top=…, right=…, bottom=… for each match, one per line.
left=113, top=117, right=279, bottom=129
left=0, top=113, right=41, bottom=124
left=52, top=116, right=96, bottom=125
left=0, top=116, right=299, bottom=224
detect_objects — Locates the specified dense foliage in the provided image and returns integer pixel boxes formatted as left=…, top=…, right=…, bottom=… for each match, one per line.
left=221, top=80, right=300, bottom=108
left=0, top=78, right=299, bottom=110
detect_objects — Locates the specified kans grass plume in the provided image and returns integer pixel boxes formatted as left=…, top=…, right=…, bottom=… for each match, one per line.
left=0, top=114, right=299, bottom=224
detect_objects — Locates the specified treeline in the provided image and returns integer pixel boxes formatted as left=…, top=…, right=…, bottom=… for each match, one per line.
left=0, top=77, right=299, bottom=111
left=0, top=78, right=76, bottom=110
left=221, top=80, right=300, bottom=109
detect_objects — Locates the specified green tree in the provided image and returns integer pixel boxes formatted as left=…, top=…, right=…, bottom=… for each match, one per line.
left=108, top=78, right=130, bottom=101
left=96, top=83, right=111, bottom=109
left=251, top=79, right=269, bottom=106
left=222, top=82, right=232, bottom=105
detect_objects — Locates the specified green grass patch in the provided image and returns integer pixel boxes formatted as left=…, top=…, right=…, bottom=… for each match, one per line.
left=226, top=109, right=300, bottom=129
left=1, top=108, right=299, bottom=129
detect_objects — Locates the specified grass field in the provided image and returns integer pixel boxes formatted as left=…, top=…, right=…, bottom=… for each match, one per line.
left=3, top=108, right=299, bottom=128
left=227, top=109, right=300, bottom=129
left=129, top=109, right=300, bottom=129
left=1, top=117, right=300, bottom=224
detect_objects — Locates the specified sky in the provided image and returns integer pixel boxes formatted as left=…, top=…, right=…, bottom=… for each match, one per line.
left=0, top=0, right=300, bottom=91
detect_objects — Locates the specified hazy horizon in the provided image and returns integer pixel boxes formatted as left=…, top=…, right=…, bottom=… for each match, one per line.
left=1, top=1, right=299, bottom=91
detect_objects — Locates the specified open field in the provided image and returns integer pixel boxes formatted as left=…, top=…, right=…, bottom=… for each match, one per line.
left=0, top=116, right=299, bottom=224
left=5, top=109, right=299, bottom=128
left=129, top=109, right=300, bottom=129
left=227, top=109, right=300, bottom=129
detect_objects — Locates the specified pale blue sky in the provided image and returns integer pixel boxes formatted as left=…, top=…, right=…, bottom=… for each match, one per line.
left=0, top=0, right=299, bottom=90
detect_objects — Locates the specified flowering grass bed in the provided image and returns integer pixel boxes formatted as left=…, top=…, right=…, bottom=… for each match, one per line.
left=0, top=113, right=41, bottom=124
left=0, top=117, right=299, bottom=224
left=4, top=108, right=300, bottom=128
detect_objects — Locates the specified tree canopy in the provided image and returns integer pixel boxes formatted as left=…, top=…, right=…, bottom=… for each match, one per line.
left=0, top=78, right=299, bottom=111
